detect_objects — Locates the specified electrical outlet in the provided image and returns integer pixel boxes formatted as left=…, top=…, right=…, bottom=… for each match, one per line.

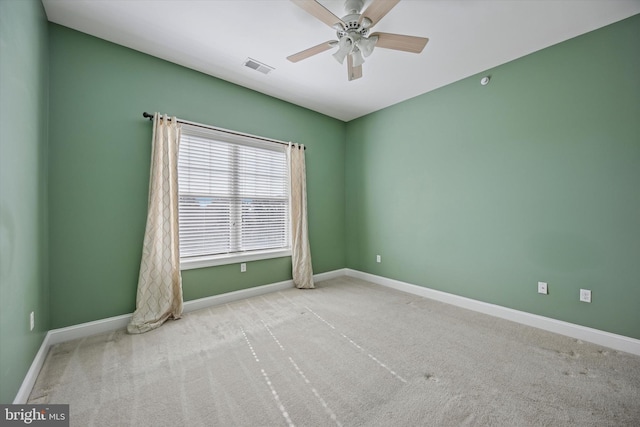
left=30, top=312, right=35, bottom=331
left=240, top=263, right=246, bottom=273
left=537, top=282, right=548, bottom=295
left=580, top=289, right=591, bottom=303
left=376, top=255, right=381, bottom=263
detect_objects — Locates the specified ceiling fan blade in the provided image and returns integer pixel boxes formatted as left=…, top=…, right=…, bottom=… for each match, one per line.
left=359, top=0, right=400, bottom=27
left=290, top=0, right=345, bottom=28
left=347, top=54, right=363, bottom=81
left=287, top=41, right=337, bottom=63
left=371, top=32, right=429, bottom=53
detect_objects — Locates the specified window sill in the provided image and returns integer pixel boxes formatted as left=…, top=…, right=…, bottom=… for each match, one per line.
left=180, top=248, right=292, bottom=270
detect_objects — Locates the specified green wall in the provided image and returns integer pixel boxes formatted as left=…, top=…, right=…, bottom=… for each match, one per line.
left=2, top=1, right=638, bottom=404
left=346, top=14, right=640, bottom=339
left=48, top=24, right=346, bottom=329
left=0, top=0, right=50, bottom=403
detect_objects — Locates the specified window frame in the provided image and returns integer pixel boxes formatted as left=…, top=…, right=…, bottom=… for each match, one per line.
left=177, top=123, right=292, bottom=271
left=180, top=248, right=292, bottom=270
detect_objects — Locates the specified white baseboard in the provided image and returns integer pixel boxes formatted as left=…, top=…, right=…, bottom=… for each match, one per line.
left=313, top=268, right=347, bottom=282
left=19, top=266, right=635, bottom=404
left=183, top=279, right=294, bottom=313
left=183, top=269, right=346, bottom=313
left=345, top=269, right=640, bottom=356
left=13, top=332, right=52, bottom=404
left=13, top=268, right=343, bottom=403
left=48, top=314, right=133, bottom=346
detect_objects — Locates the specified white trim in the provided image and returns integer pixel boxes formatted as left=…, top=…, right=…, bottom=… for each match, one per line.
left=345, top=269, right=640, bottom=356
left=181, top=250, right=292, bottom=270
left=13, top=268, right=344, bottom=402
left=23, top=267, right=635, bottom=404
left=178, top=116, right=291, bottom=148
left=13, top=333, right=52, bottom=404
left=313, top=268, right=348, bottom=282
left=183, top=279, right=294, bottom=313
left=48, top=314, right=133, bottom=346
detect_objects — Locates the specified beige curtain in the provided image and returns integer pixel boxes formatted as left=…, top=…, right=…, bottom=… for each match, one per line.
left=289, top=143, right=314, bottom=289
left=127, top=113, right=183, bottom=334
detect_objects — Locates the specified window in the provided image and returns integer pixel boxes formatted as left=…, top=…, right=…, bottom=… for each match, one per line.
left=178, top=124, right=290, bottom=269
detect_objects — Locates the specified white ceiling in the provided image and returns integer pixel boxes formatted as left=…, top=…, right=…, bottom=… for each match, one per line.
left=42, top=0, right=640, bottom=122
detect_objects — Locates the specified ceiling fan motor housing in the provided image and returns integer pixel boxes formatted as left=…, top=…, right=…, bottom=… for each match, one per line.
left=336, top=14, right=370, bottom=40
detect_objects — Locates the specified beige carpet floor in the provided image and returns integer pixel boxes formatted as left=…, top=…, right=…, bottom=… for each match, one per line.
left=29, top=276, right=640, bottom=426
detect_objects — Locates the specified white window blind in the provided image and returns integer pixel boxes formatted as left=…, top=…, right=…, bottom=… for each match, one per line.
left=178, top=124, right=290, bottom=265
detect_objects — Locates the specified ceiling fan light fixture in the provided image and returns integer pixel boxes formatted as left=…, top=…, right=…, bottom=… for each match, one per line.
left=359, top=36, right=377, bottom=57
left=332, top=49, right=349, bottom=64
left=333, top=36, right=352, bottom=64
left=351, top=48, right=365, bottom=67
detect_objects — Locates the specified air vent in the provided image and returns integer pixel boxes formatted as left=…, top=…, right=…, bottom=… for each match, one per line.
left=243, top=58, right=274, bottom=75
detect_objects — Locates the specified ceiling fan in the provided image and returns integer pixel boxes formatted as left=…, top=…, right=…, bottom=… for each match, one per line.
left=287, top=0, right=429, bottom=81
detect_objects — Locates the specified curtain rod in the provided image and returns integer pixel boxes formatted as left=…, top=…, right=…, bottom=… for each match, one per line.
left=142, top=112, right=304, bottom=150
